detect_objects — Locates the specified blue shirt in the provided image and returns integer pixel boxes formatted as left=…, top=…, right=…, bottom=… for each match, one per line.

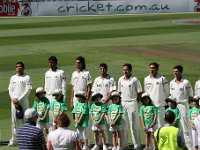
left=17, top=123, right=46, bottom=150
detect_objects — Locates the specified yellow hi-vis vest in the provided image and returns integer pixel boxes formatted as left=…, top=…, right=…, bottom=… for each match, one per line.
left=154, top=126, right=179, bottom=150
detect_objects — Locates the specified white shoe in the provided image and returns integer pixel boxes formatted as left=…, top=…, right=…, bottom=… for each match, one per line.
left=103, top=144, right=108, bottom=150
left=112, top=147, right=117, bottom=150
left=7, top=143, right=17, bottom=147
left=116, top=146, right=123, bottom=150
left=82, top=145, right=89, bottom=150
left=91, top=145, right=99, bottom=150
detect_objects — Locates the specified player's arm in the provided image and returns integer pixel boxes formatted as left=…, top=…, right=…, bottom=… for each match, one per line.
left=70, top=85, right=75, bottom=110
left=86, top=83, right=92, bottom=103
left=61, top=71, right=67, bottom=100
left=18, top=76, right=32, bottom=102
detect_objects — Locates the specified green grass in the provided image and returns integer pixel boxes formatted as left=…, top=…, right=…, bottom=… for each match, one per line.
left=0, top=13, right=200, bottom=149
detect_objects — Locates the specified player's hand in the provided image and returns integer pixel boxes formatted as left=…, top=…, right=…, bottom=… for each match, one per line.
left=13, top=98, right=19, bottom=105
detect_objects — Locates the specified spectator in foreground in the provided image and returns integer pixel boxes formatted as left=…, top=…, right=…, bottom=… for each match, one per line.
left=16, top=108, right=47, bottom=150
left=47, top=113, right=80, bottom=150
left=154, top=111, right=187, bottom=150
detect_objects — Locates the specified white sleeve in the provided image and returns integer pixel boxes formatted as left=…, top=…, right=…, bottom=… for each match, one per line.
left=195, top=81, right=198, bottom=96
left=18, top=76, right=32, bottom=101
left=118, top=78, right=121, bottom=93
left=61, top=71, right=67, bottom=99
left=163, top=77, right=170, bottom=99
left=87, top=72, right=92, bottom=85
left=186, top=81, right=193, bottom=97
left=136, top=79, right=142, bottom=93
left=110, top=78, right=116, bottom=92
left=144, top=78, right=147, bottom=92
left=44, top=72, right=48, bottom=92
left=91, top=78, right=97, bottom=93
left=8, top=77, right=14, bottom=100
left=70, top=73, right=74, bottom=86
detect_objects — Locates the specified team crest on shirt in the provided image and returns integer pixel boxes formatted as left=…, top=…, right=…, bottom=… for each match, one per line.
left=129, top=85, right=131, bottom=87
left=179, top=88, right=184, bottom=91
left=105, top=84, right=108, bottom=87
left=156, top=82, right=159, bottom=85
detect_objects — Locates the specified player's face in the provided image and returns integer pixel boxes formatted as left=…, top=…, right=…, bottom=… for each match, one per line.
left=76, top=60, right=83, bottom=70
left=16, top=64, right=24, bottom=75
left=99, top=67, right=107, bottom=76
left=49, top=60, right=57, bottom=70
left=149, top=65, right=158, bottom=76
left=123, top=66, right=131, bottom=77
left=173, top=69, right=182, bottom=79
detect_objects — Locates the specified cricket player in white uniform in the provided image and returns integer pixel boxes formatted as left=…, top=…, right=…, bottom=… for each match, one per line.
left=144, top=62, right=169, bottom=128
left=92, top=63, right=116, bottom=146
left=45, top=56, right=66, bottom=103
left=45, top=56, right=66, bottom=131
left=70, top=56, right=92, bottom=109
left=118, top=63, right=142, bottom=150
left=8, top=62, right=32, bottom=146
left=195, top=80, right=200, bottom=98
left=170, top=65, right=193, bottom=150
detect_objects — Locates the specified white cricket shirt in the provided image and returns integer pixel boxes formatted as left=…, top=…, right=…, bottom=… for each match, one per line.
left=144, top=74, right=169, bottom=107
left=8, top=73, right=32, bottom=102
left=118, top=75, right=142, bottom=101
left=71, top=69, right=92, bottom=96
left=92, top=74, right=116, bottom=106
left=195, top=80, right=200, bottom=97
left=170, top=78, right=193, bottom=104
left=45, top=68, right=66, bottom=98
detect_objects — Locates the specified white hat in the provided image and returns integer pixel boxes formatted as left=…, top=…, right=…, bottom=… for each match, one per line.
left=75, top=91, right=86, bottom=99
left=110, top=91, right=121, bottom=99
left=35, top=87, right=46, bottom=95
left=141, top=93, right=151, bottom=102
left=91, top=93, right=103, bottom=101
left=24, top=108, right=38, bottom=119
left=52, top=89, right=63, bottom=96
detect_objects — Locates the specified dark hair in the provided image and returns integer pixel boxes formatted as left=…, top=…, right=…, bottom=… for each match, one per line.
left=76, top=56, right=86, bottom=70
left=173, top=65, right=183, bottom=73
left=123, top=63, right=132, bottom=71
left=16, top=62, right=25, bottom=68
left=57, top=113, right=71, bottom=128
left=149, top=62, right=159, bottom=69
left=99, top=63, right=108, bottom=70
left=112, top=96, right=121, bottom=105
left=165, top=110, right=175, bottom=124
left=142, top=97, right=152, bottom=105
left=48, top=56, right=57, bottom=63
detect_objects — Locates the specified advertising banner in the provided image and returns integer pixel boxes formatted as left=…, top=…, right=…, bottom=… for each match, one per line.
left=0, top=0, right=199, bottom=16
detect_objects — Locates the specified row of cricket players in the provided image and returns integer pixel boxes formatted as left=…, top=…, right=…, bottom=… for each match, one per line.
left=8, top=57, right=200, bottom=150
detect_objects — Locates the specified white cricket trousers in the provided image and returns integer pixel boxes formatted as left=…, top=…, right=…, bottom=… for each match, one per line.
left=9, top=100, right=28, bottom=145
left=157, top=106, right=165, bottom=129
left=177, top=103, right=193, bottom=149
left=121, top=101, right=141, bottom=149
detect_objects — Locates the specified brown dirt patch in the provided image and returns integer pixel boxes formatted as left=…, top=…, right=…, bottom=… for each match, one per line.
left=111, top=45, right=200, bottom=64
left=172, top=18, right=200, bottom=25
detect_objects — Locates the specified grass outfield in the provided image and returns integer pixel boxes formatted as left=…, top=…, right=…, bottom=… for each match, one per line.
left=0, top=13, right=200, bottom=149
